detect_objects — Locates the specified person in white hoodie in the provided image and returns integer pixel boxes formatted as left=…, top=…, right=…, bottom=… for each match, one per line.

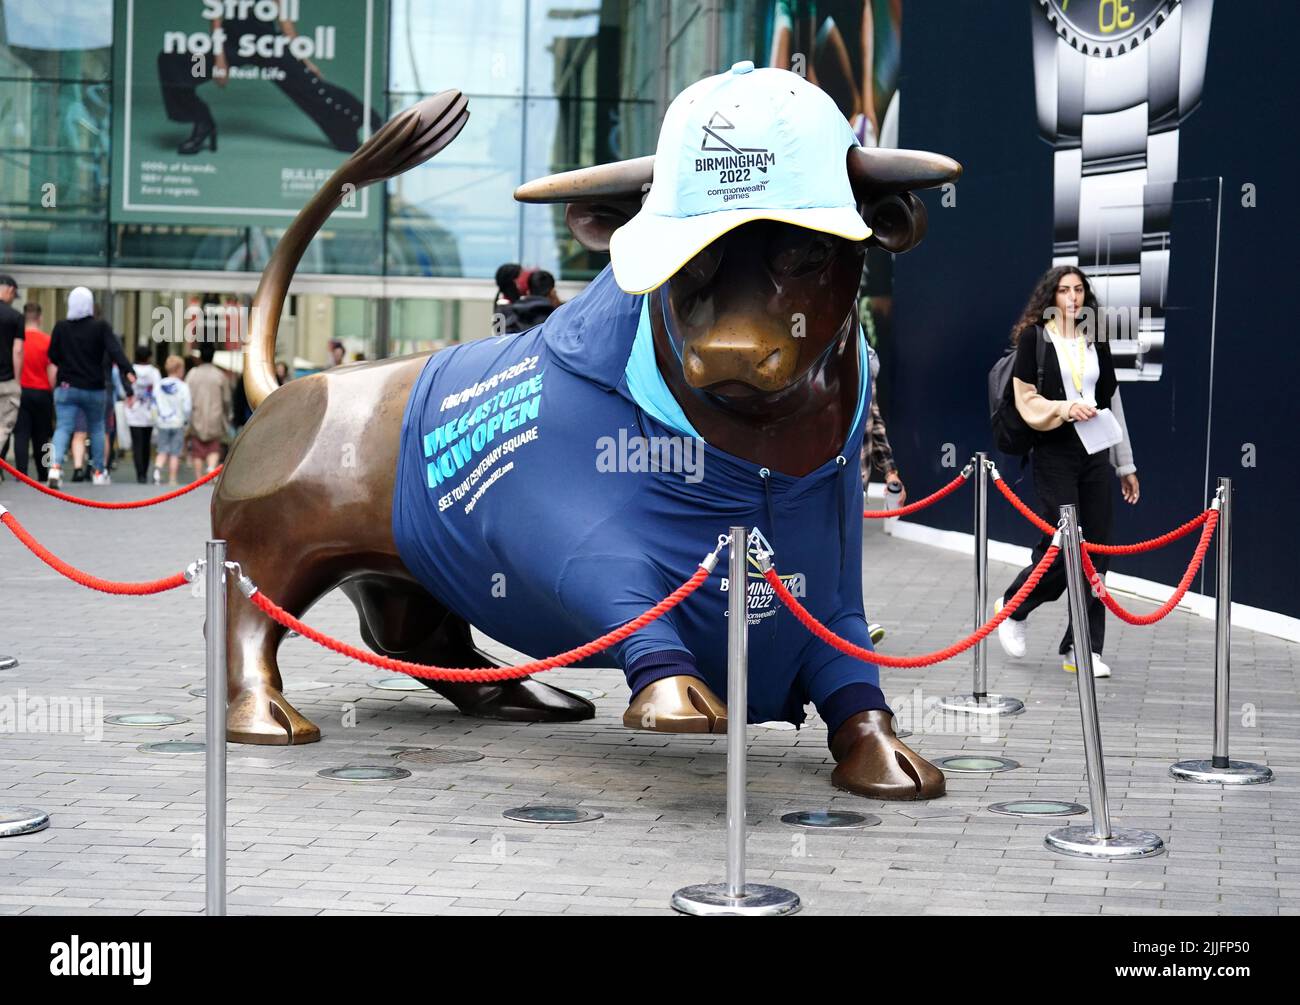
left=125, top=346, right=162, bottom=484
left=151, top=355, right=191, bottom=485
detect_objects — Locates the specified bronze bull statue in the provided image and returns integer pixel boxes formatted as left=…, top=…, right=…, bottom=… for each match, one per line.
left=215, top=70, right=960, bottom=800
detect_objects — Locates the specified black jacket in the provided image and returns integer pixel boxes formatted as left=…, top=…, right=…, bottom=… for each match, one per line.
left=1015, top=323, right=1117, bottom=448
left=500, top=295, right=557, bottom=334
left=48, top=318, right=134, bottom=392
left=0, top=301, right=22, bottom=383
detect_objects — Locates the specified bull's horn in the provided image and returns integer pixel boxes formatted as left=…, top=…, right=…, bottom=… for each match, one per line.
left=514, top=155, right=654, bottom=204
left=848, top=146, right=962, bottom=196
left=243, top=91, right=469, bottom=409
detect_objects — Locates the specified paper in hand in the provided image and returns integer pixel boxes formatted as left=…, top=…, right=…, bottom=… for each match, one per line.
left=1073, top=407, right=1124, bottom=455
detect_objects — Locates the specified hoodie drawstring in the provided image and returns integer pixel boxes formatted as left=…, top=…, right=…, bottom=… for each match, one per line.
left=835, top=455, right=848, bottom=576
left=759, top=467, right=777, bottom=642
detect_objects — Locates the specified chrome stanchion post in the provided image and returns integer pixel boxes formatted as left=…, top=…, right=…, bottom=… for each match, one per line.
left=205, top=541, right=227, bottom=915
left=672, top=527, right=800, bottom=916
left=1045, top=505, right=1163, bottom=860
left=1171, top=479, right=1272, bottom=785
left=939, top=454, right=1023, bottom=716
left=973, top=451, right=990, bottom=699
left=0, top=655, right=16, bottom=671
left=725, top=524, right=748, bottom=899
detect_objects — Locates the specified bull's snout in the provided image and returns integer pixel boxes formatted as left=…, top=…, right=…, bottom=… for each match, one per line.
left=682, top=328, right=799, bottom=393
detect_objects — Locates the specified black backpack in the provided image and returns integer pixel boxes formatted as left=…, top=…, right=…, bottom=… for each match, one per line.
left=989, top=328, right=1050, bottom=456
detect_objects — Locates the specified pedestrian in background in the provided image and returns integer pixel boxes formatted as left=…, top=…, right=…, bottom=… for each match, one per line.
left=494, top=262, right=522, bottom=308
left=0, top=274, right=23, bottom=472
left=125, top=346, right=161, bottom=484
left=152, top=354, right=191, bottom=485
left=13, top=302, right=55, bottom=481
left=186, top=340, right=231, bottom=477
left=500, top=269, right=561, bottom=333
left=46, top=287, right=137, bottom=487
left=995, top=265, right=1139, bottom=679
left=860, top=343, right=906, bottom=506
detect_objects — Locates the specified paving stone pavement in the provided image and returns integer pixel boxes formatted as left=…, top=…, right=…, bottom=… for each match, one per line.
left=1, top=475, right=1297, bottom=916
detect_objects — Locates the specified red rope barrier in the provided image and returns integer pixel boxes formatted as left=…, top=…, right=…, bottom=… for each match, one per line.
left=764, top=543, right=1060, bottom=668
left=244, top=564, right=712, bottom=682
left=992, top=473, right=1214, bottom=555
left=991, top=474, right=1055, bottom=536
left=1084, top=509, right=1210, bottom=556
left=0, top=509, right=188, bottom=595
left=863, top=470, right=968, bottom=519
left=0, top=457, right=221, bottom=509
left=1080, top=511, right=1219, bottom=626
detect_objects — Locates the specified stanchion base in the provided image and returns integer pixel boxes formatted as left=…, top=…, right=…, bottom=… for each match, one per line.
left=1170, top=759, right=1273, bottom=785
left=671, top=883, right=801, bottom=916
left=1044, top=824, right=1165, bottom=860
left=0, top=655, right=17, bottom=671
left=936, top=694, right=1025, bottom=716
left=0, top=806, right=49, bottom=838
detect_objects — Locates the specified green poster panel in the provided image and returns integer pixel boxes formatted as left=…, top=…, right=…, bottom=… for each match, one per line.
left=112, top=0, right=388, bottom=229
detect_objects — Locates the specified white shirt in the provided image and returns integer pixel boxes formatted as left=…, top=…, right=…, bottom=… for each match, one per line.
left=125, top=364, right=162, bottom=427
left=1045, top=321, right=1100, bottom=406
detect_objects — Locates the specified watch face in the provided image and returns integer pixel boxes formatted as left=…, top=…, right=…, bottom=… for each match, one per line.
left=1040, top=0, right=1175, bottom=54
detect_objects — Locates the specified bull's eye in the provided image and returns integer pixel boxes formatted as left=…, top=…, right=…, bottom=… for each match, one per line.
left=768, top=231, right=836, bottom=278
left=677, top=242, right=723, bottom=292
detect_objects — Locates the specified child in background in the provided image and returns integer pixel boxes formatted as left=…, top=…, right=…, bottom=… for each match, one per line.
left=152, top=355, right=191, bottom=485
left=125, top=346, right=161, bottom=484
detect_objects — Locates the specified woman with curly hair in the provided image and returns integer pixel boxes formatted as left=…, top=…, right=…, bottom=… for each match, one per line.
left=995, top=265, right=1140, bottom=678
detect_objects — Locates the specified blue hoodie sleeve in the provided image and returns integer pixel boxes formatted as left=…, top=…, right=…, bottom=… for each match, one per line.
left=555, top=552, right=692, bottom=669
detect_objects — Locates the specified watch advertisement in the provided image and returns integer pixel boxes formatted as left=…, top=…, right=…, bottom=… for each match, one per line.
left=888, top=3, right=1300, bottom=624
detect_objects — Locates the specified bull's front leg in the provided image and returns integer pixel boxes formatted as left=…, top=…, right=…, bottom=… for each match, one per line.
left=830, top=710, right=946, bottom=800
left=622, top=673, right=728, bottom=734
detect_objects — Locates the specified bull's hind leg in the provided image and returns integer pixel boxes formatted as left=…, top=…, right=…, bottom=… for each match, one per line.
left=217, top=550, right=325, bottom=745
left=340, top=576, right=595, bottom=722
left=220, top=540, right=333, bottom=744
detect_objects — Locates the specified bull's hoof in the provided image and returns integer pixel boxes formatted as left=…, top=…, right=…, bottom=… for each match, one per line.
left=829, top=709, right=945, bottom=800
left=227, top=685, right=321, bottom=745
left=622, top=675, right=727, bottom=734
left=425, top=677, right=595, bottom=722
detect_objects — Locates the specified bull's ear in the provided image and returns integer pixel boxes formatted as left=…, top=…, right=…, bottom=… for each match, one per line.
left=516, top=156, right=653, bottom=251
left=564, top=201, right=642, bottom=253
left=848, top=146, right=959, bottom=255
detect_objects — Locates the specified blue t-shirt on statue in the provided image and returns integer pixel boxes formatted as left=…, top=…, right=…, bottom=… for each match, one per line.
left=392, top=265, right=888, bottom=728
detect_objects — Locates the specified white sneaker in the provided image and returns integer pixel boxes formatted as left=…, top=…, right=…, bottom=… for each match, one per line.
left=1063, top=649, right=1111, bottom=678
left=46, top=466, right=61, bottom=488
left=151, top=467, right=162, bottom=484
left=92, top=470, right=111, bottom=486
left=995, top=597, right=1026, bottom=658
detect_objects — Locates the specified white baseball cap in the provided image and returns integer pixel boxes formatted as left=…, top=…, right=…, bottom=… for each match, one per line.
left=609, top=61, right=871, bottom=295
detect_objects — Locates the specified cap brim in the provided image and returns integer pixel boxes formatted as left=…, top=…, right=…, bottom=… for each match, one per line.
left=609, top=205, right=871, bottom=295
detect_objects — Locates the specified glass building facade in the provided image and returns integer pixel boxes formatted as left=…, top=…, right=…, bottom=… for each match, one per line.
left=0, top=1, right=864, bottom=360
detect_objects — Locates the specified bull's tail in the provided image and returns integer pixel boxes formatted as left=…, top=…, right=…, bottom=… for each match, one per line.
left=244, top=91, right=470, bottom=408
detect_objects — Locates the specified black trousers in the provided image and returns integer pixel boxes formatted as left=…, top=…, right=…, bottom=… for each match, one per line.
left=13, top=387, right=54, bottom=482
left=1001, top=435, right=1113, bottom=655
left=129, top=426, right=153, bottom=482
left=156, top=48, right=371, bottom=149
